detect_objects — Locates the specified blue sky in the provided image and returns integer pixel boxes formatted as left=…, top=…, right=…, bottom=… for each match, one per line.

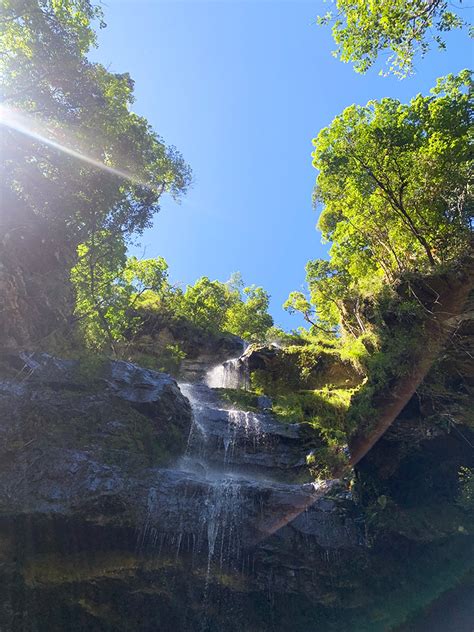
left=90, top=0, right=471, bottom=329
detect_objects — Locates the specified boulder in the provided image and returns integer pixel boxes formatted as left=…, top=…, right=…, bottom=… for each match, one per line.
left=0, top=352, right=192, bottom=488
left=242, top=343, right=361, bottom=391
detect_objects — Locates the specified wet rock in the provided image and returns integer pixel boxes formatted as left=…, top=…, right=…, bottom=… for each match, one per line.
left=181, top=383, right=313, bottom=479
left=0, top=352, right=368, bottom=632
left=257, top=395, right=272, bottom=411
left=0, top=352, right=192, bottom=492
left=180, top=332, right=244, bottom=382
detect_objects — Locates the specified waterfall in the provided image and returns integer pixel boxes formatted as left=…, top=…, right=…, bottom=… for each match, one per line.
left=135, top=352, right=331, bottom=625
left=202, top=478, right=243, bottom=574
left=206, top=356, right=249, bottom=389
left=224, top=409, right=264, bottom=463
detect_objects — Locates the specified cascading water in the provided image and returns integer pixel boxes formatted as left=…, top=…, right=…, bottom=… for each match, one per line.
left=175, top=381, right=249, bottom=576
left=205, top=356, right=249, bottom=389
left=135, top=351, right=342, bottom=631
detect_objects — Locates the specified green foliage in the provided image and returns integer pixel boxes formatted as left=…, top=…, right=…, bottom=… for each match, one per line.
left=71, top=241, right=173, bottom=353
left=313, top=71, right=472, bottom=284
left=347, top=308, right=426, bottom=435
left=216, top=379, right=354, bottom=477
left=71, top=252, right=273, bottom=357
left=71, top=235, right=129, bottom=352
left=250, top=338, right=359, bottom=400
left=173, top=274, right=273, bottom=341
left=0, top=0, right=191, bottom=349
left=1, top=0, right=191, bottom=243
left=317, top=0, right=470, bottom=77
left=283, top=291, right=322, bottom=329
left=129, top=343, right=186, bottom=375
left=286, top=71, right=472, bottom=357
left=225, top=285, right=273, bottom=342
left=272, top=388, right=353, bottom=477
left=178, top=277, right=232, bottom=332
left=338, top=332, right=375, bottom=372
left=272, top=388, right=352, bottom=431
left=152, top=274, right=273, bottom=342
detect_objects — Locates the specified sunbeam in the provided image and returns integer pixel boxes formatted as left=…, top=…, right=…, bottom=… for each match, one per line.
left=0, top=104, right=157, bottom=192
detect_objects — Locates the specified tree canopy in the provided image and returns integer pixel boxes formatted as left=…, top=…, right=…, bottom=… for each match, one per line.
left=314, top=70, right=472, bottom=279
left=225, top=285, right=274, bottom=342
left=0, top=0, right=191, bottom=346
left=1, top=0, right=191, bottom=244
left=317, top=0, right=471, bottom=77
left=286, top=71, right=473, bottom=336
left=71, top=255, right=274, bottom=353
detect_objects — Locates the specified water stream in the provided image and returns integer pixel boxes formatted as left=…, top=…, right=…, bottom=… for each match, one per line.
left=131, top=348, right=346, bottom=632
left=172, top=355, right=325, bottom=587
left=205, top=355, right=249, bottom=390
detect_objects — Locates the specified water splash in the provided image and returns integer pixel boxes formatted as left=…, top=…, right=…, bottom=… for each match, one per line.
left=224, top=409, right=265, bottom=464
left=206, top=357, right=249, bottom=389
left=200, top=477, right=244, bottom=623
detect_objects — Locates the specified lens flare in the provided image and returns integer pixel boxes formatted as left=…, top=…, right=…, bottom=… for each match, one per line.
left=0, top=104, right=156, bottom=191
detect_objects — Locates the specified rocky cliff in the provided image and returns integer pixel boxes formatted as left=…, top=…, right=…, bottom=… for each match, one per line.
left=0, top=349, right=472, bottom=631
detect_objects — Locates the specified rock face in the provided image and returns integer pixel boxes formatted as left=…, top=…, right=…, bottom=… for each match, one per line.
left=0, top=352, right=193, bottom=522
left=1, top=351, right=473, bottom=632
left=180, top=383, right=313, bottom=480
left=0, top=189, right=76, bottom=349
left=128, top=311, right=244, bottom=381
left=178, top=332, right=244, bottom=382
left=0, top=352, right=367, bottom=632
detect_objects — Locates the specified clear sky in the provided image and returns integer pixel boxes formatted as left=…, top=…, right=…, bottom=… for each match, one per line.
left=89, top=0, right=471, bottom=329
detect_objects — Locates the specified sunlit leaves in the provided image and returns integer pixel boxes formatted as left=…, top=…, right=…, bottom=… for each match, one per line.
left=312, top=70, right=472, bottom=288
left=225, top=285, right=273, bottom=342
left=317, top=0, right=470, bottom=77
left=287, top=71, right=472, bottom=338
left=1, top=0, right=191, bottom=244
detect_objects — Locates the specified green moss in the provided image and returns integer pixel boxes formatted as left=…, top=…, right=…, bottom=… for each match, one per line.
left=249, top=342, right=360, bottom=395
left=8, top=389, right=180, bottom=470
left=271, top=387, right=355, bottom=477
left=271, top=387, right=353, bottom=430
left=123, top=342, right=186, bottom=377
left=215, top=388, right=260, bottom=411
left=23, top=551, right=180, bottom=586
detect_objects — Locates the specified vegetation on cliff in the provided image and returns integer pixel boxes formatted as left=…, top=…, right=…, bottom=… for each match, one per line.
left=244, top=71, right=473, bottom=477
left=0, top=0, right=273, bottom=366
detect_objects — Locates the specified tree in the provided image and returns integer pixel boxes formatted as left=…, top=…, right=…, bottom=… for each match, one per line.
left=71, top=235, right=130, bottom=353
left=225, top=285, right=273, bottom=342
left=179, top=277, right=232, bottom=332
left=312, top=70, right=472, bottom=290
left=122, top=256, right=169, bottom=302
left=285, top=72, right=472, bottom=339
left=284, top=262, right=345, bottom=335
left=283, top=292, right=318, bottom=328
left=0, top=0, right=191, bottom=346
left=72, top=249, right=171, bottom=353
left=317, top=0, right=471, bottom=77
